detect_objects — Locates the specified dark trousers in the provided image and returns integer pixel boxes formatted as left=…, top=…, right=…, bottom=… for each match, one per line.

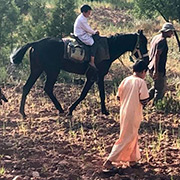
left=149, top=72, right=167, bottom=104
left=90, top=42, right=98, bottom=57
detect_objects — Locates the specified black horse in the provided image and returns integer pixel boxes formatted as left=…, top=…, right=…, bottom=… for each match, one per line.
left=10, top=30, right=149, bottom=118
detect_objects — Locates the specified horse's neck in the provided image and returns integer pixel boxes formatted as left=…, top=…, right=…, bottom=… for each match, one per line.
left=108, top=34, right=137, bottom=62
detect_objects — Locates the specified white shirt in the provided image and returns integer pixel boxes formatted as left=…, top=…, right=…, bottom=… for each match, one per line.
left=74, top=13, right=95, bottom=46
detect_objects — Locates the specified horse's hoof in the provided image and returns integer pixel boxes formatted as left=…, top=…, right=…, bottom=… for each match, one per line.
left=102, top=111, right=110, bottom=116
left=21, top=113, right=27, bottom=119
left=3, top=98, right=8, bottom=102
left=2, top=96, right=8, bottom=102
left=20, top=111, right=27, bottom=119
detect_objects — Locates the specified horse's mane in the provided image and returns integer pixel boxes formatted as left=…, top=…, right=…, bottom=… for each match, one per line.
left=108, top=33, right=124, bottom=38
left=108, top=32, right=137, bottom=40
left=107, top=32, right=137, bottom=49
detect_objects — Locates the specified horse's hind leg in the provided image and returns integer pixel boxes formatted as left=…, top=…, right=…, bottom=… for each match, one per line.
left=44, top=71, right=64, bottom=114
left=20, top=69, right=43, bottom=118
left=20, top=48, right=43, bottom=118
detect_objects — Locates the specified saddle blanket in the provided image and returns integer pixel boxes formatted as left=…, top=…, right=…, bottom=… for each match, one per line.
left=63, top=36, right=110, bottom=64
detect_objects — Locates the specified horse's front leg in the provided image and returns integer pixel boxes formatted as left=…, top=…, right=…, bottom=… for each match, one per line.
left=68, top=79, right=94, bottom=116
left=97, top=76, right=109, bottom=115
left=44, top=71, right=64, bottom=114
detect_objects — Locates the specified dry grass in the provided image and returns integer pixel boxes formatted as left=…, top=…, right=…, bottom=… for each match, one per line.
left=0, top=2, right=180, bottom=179
left=0, top=61, right=179, bottom=179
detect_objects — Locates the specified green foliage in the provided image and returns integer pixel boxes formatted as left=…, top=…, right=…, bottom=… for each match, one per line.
left=15, top=0, right=29, bottom=15
left=0, top=0, right=21, bottom=58
left=0, top=67, right=8, bottom=84
left=47, top=0, right=76, bottom=38
left=17, top=1, right=48, bottom=43
left=0, top=0, right=20, bottom=43
left=0, top=0, right=78, bottom=83
left=134, top=0, right=180, bottom=22
left=57, top=71, right=74, bottom=83
left=155, top=92, right=180, bottom=113
left=0, top=167, right=5, bottom=175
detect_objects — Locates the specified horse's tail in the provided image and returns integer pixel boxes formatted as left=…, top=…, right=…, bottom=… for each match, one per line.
left=10, top=42, right=35, bottom=64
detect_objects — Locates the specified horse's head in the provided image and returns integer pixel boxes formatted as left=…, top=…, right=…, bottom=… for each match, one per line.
left=131, top=30, right=149, bottom=65
left=0, top=88, right=8, bottom=105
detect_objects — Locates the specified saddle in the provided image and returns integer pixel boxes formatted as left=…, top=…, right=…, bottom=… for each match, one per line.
left=63, top=34, right=110, bottom=64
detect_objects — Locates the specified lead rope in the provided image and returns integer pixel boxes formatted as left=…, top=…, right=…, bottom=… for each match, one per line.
left=118, top=57, right=131, bottom=72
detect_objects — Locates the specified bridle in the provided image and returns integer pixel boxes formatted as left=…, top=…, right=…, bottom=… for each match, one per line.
left=130, top=33, right=149, bottom=62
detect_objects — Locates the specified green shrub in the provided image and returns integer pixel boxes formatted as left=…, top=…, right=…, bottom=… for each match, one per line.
left=0, top=67, right=8, bottom=84
left=155, top=92, right=180, bottom=114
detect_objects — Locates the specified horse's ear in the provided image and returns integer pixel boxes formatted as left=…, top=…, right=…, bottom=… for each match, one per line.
left=138, top=30, right=143, bottom=35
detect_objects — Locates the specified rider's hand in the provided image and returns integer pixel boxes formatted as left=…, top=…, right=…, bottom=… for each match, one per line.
left=153, top=72, right=158, bottom=80
left=117, top=96, right=120, bottom=101
left=95, top=30, right=100, bottom=35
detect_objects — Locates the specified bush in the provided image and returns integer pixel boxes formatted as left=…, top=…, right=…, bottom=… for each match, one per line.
left=47, top=0, right=76, bottom=38
left=155, top=92, right=180, bottom=114
left=0, top=67, right=8, bottom=84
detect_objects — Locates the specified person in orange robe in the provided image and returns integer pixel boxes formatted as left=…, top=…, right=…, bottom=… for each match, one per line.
left=103, top=60, right=149, bottom=172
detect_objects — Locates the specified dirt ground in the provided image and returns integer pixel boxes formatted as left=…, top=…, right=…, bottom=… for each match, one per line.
left=0, top=70, right=179, bottom=180
left=0, top=5, right=179, bottom=180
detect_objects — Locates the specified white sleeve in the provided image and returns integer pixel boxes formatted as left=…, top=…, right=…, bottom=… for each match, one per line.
left=139, top=80, right=149, bottom=100
left=81, top=18, right=96, bottom=35
left=116, top=79, right=125, bottom=98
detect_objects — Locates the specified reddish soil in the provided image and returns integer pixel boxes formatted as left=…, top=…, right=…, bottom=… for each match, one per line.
left=0, top=6, right=179, bottom=180
left=0, top=64, right=179, bottom=180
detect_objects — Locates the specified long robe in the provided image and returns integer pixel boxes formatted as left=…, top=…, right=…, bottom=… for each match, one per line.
left=108, top=75, right=149, bottom=162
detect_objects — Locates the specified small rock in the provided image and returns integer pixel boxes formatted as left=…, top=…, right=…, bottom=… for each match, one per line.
left=6, top=174, right=14, bottom=180
left=23, top=176, right=30, bottom=180
left=12, top=176, right=23, bottom=180
left=13, top=164, right=21, bottom=170
left=4, top=159, right=12, bottom=163
left=5, top=155, right=11, bottom=160
left=59, top=160, right=69, bottom=165
left=32, top=171, right=40, bottom=177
